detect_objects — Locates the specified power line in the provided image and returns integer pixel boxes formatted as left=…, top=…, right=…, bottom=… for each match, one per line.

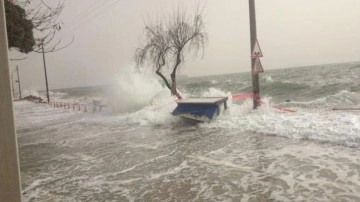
left=73, top=0, right=121, bottom=31
left=54, top=0, right=134, bottom=51
left=68, top=0, right=121, bottom=32
left=73, top=0, right=102, bottom=22
left=64, top=0, right=110, bottom=30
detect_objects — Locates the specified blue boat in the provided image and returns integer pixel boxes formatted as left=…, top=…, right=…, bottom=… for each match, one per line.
left=172, top=97, right=228, bottom=122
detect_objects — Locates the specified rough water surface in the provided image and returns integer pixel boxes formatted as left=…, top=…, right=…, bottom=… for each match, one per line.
left=15, top=63, right=360, bottom=201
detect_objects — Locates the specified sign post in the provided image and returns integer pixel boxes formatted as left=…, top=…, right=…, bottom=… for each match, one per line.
left=249, top=0, right=264, bottom=109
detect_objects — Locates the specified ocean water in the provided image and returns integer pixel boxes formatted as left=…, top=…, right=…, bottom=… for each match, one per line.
left=15, top=62, right=360, bottom=201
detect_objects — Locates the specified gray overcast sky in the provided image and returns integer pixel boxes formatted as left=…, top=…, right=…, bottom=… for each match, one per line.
left=9, top=0, right=360, bottom=90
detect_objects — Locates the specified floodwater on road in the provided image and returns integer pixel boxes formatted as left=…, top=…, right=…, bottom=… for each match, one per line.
left=15, top=101, right=360, bottom=202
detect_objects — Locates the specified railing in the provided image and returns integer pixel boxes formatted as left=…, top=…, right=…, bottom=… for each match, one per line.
left=48, top=101, right=105, bottom=113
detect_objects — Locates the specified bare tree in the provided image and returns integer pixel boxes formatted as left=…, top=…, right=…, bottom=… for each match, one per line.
left=135, top=22, right=172, bottom=91
left=24, top=0, right=73, bottom=53
left=5, top=0, right=73, bottom=102
left=15, top=0, right=73, bottom=102
left=6, top=0, right=73, bottom=53
left=135, top=8, right=207, bottom=99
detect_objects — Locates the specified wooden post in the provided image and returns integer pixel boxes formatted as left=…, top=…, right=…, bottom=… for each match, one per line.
left=16, top=66, right=21, bottom=99
left=41, top=41, right=50, bottom=103
left=249, top=0, right=260, bottom=109
left=0, top=1, right=22, bottom=201
left=11, top=71, right=15, bottom=98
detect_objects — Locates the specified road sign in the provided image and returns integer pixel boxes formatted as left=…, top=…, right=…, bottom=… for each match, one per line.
left=251, top=39, right=263, bottom=58
left=253, top=57, right=264, bottom=74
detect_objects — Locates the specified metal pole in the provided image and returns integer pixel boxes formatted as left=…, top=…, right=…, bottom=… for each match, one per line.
left=0, top=1, right=23, bottom=201
left=249, top=0, right=260, bottom=109
left=11, top=72, right=15, bottom=98
left=16, top=65, right=21, bottom=99
left=42, top=41, right=50, bottom=103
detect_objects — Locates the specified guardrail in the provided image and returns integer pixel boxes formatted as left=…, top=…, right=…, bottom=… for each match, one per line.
left=48, top=101, right=105, bottom=113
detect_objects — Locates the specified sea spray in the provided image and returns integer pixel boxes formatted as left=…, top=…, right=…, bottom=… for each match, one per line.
left=22, top=89, right=40, bottom=97
left=125, top=87, right=235, bottom=125
left=109, top=65, right=165, bottom=113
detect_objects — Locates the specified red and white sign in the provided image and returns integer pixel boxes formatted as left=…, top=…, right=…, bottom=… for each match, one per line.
left=251, top=39, right=263, bottom=58
left=253, top=57, right=264, bottom=74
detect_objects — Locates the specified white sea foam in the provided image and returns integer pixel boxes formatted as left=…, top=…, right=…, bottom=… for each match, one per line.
left=264, top=75, right=273, bottom=83
left=15, top=95, right=360, bottom=201
left=201, top=100, right=360, bottom=147
left=15, top=85, right=360, bottom=150
left=284, top=90, right=360, bottom=108
left=22, top=89, right=40, bottom=97
left=105, top=85, right=360, bottom=148
left=109, top=65, right=165, bottom=113
left=15, top=64, right=360, bottom=201
left=49, top=91, right=69, bottom=98
left=116, top=87, right=234, bottom=126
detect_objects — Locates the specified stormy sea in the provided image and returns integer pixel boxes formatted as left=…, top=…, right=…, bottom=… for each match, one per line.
left=15, top=62, right=360, bottom=201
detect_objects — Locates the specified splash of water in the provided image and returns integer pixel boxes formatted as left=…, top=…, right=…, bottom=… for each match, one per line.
left=22, top=89, right=40, bottom=97
left=109, top=66, right=165, bottom=113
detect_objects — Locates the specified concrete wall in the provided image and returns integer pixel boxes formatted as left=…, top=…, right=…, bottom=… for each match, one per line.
left=0, top=1, right=22, bottom=201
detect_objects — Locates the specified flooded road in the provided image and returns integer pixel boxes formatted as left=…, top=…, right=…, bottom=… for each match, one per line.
left=16, top=101, right=360, bottom=202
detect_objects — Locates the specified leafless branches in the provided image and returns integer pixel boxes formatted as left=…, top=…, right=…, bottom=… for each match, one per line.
left=11, top=0, right=73, bottom=53
left=135, top=7, right=207, bottom=97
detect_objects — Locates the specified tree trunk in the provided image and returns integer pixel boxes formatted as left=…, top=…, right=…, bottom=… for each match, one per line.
left=171, top=53, right=181, bottom=96
left=156, top=55, right=172, bottom=91
left=156, top=70, right=182, bottom=99
left=171, top=73, right=176, bottom=95
left=156, top=70, right=171, bottom=91
left=154, top=53, right=182, bottom=99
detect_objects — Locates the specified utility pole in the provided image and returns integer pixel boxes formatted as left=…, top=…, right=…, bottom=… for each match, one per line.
left=41, top=41, right=50, bottom=103
left=16, top=65, right=21, bottom=99
left=0, top=1, right=23, bottom=201
left=249, top=0, right=261, bottom=109
left=11, top=71, right=15, bottom=98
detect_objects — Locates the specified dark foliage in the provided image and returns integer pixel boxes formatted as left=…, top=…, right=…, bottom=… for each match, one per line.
left=5, top=0, right=35, bottom=53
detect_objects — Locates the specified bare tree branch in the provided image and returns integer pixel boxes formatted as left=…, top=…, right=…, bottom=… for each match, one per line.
left=33, top=35, right=74, bottom=53
left=12, top=0, right=73, bottom=53
left=135, top=7, right=207, bottom=98
left=40, top=0, right=52, bottom=10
